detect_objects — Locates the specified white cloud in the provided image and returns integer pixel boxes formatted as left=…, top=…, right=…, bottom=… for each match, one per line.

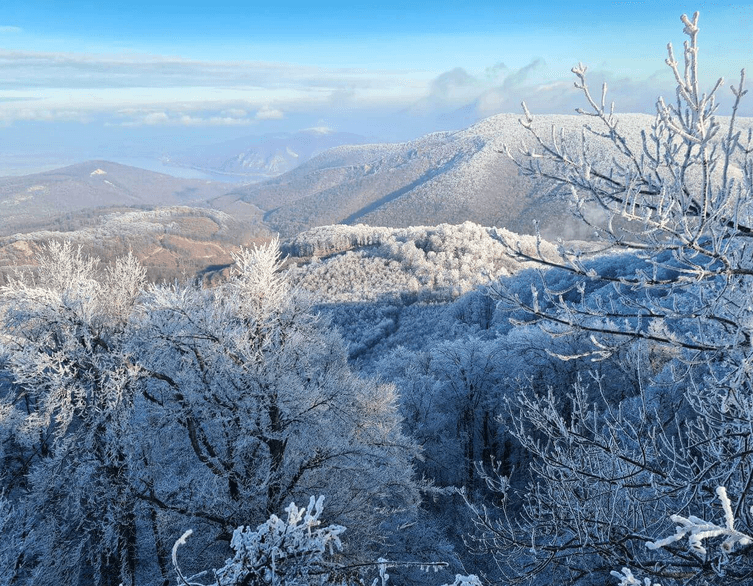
left=222, top=108, right=247, bottom=118
left=0, top=26, right=21, bottom=34
left=121, top=110, right=256, bottom=127
left=0, top=108, right=90, bottom=123
left=255, top=106, right=284, bottom=120
left=0, top=49, right=417, bottom=92
left=143, top=112, right=170, bottom=125
left=302, top=126, right=335, bottom=134
left=0, top=48, right=427, bottom=126
left=429, top=67, right=479, bottom=100
left=401, top=60, right=705, bottom=124
left=2, top=47, right=739, bottom=136
left=178, top=115, right=255, bottom=126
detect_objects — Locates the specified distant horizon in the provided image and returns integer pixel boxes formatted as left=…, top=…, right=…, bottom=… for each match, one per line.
left=0, top=2, right=750, bottom=176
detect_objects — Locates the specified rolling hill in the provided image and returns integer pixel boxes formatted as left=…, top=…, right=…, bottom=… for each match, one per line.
left=0, top=206, right=272, bottom=285
left=4, top=111, right=751, bottom=274
left=0, top=160, right=235, bottom=236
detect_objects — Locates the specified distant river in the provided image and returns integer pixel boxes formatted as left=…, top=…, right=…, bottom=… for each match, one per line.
left=111, top=157, right=252, bottom=183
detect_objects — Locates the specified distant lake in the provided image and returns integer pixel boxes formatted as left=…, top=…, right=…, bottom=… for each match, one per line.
left=110, top=157, right=253, bottom=184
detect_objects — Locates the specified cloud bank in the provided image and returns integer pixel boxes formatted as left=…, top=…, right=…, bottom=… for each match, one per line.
left=0, top=46, right=747, bottom=143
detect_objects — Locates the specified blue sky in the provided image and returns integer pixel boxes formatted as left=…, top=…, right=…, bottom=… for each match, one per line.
left=0, top=1, right=750, bottom=172
left=4, top=2, right=749, bottom=70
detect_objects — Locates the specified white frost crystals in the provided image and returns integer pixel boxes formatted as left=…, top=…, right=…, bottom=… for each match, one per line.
left=611, top=567, right=663, bottom=586
left=646, top=487, right=753, bottom=555
left=613, top=486, right=753, bottom=586
left=173, top=496, right=345, bottom=586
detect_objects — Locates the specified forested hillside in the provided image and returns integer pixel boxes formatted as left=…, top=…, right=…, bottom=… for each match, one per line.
left=221, top=114, right=635, bottom=239
left=216, top=108, right=751, bottom=240
left=0, top=206, right=270, bottom=285
left=1, top=12, right=752, bottom=586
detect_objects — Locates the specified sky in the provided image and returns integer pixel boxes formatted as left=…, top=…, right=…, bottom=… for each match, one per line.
left=0, top=1, right=750, bottom=174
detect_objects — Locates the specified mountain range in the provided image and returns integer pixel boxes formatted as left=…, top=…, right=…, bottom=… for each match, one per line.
left=5, top=112, right=751, bottom=277
left=217, top=113, right=660, bottom=239
left=0, top=160, right=235, bottom=236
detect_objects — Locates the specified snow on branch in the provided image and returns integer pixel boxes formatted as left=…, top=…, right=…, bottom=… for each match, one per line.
left=646, top=487, right=753, bottom=555
left=173, top=496, right=345, bottom=586
left=172, top=496, right=468, bottom=586
left=612, top=488, right=752, bottom=586
left=610, top=567, right=663, bottom=586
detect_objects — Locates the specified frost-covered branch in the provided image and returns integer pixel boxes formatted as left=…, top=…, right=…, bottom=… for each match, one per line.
left=173, top=496, right=346, bottom=586
left=646, top=486, right=753, bottom=556
left=610, top=567, right=663, bottom=586
left=173, top=497, right=468, bottom=586
left=475, top=11, right=753, bottom=585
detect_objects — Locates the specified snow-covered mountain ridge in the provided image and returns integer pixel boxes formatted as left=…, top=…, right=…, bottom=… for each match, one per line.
left=221, top=113, right=662, bottom=239
left=219, top=111, right=753, bottom=240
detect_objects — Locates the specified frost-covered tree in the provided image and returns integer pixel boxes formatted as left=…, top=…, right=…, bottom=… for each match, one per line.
left=129, top=241, right=422, bottom=575
left=377, top=337, right=505, bottom=488
left=0, top=241, right=424, bottom=585
left=0, top=242, right=145, bottom=586
left=471, top=11, right=753, bottom=585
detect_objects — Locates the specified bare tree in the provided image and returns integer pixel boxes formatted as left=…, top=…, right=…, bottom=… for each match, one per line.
left=471, top=12, right=753, bottom=585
